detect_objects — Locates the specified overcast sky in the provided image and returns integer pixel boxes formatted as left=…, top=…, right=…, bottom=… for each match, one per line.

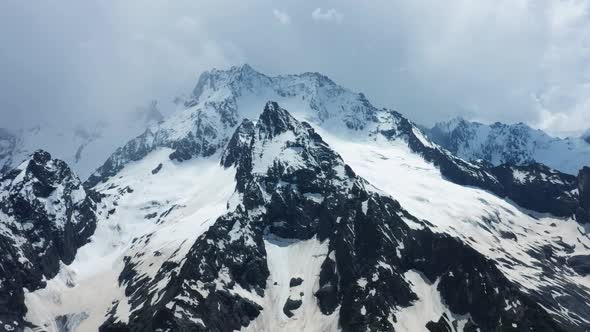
left=1, top=0, right=589, bottom=136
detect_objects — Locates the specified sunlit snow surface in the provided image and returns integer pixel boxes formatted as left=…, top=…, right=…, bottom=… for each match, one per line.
left=242, top=236, right=339, bottom=332
left=314, top=128, right=590, bottom=328
left=25, top=149, right=236, bottom=331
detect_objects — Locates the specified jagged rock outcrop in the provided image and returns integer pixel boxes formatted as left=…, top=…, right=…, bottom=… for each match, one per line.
left=0, top=150, right=97, bottom=331
left=488, top=163, right=579, bottom=217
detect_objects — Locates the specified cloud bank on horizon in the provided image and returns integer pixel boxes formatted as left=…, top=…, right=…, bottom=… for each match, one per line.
left=1, top=0, right=589, bottom=137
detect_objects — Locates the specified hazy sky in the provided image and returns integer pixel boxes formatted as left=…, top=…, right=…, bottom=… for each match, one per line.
left=1, top=0, right=589, bottom=136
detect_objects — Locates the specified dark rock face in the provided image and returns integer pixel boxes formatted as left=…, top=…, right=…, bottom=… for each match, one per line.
left=283, top=298, right=302, bottom=318
left=578, top=167, right=590, bottom=210
left=0, top=150, right=97, bottom=331
left=568, top=255, right=590, bottom=276
left=289, top=277, right=303, bottom=287
left=151, top=163, right=163, bottom=175
left=426, top=313, right=478, bottom=332
left=99, top=103, right=566, bottom=332
left=576, top=167, right=590, bottom=223
left=489, top=163, right=579, bottom=217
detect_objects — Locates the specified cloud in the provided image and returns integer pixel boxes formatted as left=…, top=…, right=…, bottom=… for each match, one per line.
left=272, top=9, right=291, bottom=25
left=0, top=0, right=244, bottom=127
left=1, top=0, right=589, bottom=138
left=311, top=8, right=343, bottom=23
left=531, top=0, right=590, bottom=136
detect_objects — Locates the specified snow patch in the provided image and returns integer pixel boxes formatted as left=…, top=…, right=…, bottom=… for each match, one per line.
left=392, top=270, right=470, bottom=332
left=243, top=236, right=339, bottom=332
left=25, top=149, right=237, bottom=331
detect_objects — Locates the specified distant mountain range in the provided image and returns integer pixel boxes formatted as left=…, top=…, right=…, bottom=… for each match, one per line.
left=424, top=117, right=590, bottom=175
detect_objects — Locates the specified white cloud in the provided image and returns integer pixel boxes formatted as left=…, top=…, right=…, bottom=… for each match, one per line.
left=272, top=9, right=291, bottom=25
left=1, top=0, right=590, bottom=137
left=311, top=8, right=343, bottom=23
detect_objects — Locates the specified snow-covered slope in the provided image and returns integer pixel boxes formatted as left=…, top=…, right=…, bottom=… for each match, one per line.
left=0, top=101, right=164, bottom=180
left=25, top=149, right=236, bottom=331
left=2, top=65, right=590, bottom=331
left=0, top=151, right=97, bottom=331
left=315, top=128, right=590, bottom=329
left=425, top=117, right=590, bottom=175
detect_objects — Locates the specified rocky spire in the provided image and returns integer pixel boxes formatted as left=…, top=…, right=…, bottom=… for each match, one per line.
left=0, top=150, right=97, bottom=331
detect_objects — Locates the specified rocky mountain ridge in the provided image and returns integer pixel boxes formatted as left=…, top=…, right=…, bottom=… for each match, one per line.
left=425, top=117, right=590, bottom=175
left=0, top=151, right=97, bottom=331
left=0, top=65, right=589, bottom=331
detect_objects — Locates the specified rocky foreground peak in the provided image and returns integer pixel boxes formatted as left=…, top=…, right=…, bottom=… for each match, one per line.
left=0, top=150, right=97, bottom=331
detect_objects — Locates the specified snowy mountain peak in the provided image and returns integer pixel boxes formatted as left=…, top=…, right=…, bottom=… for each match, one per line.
left=257, top=101, right=299, bottom=137
left=186, top=64, right=376, bottom=131
left=190, top=63, right=271, bottom=103
left=192, top=64, right=340, bottom=102
left=87, top=67, right=385, bottom=188
left=5, top=150, right=82, bottom=203
left=0, top=150, right=96, bottom=331
left=86, top=66, right=587, bottom=222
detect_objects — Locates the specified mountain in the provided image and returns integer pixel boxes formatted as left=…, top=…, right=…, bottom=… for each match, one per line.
left=425, top=118, right=590, bottom=175
left=83, top=65, right=588, bottom=220
left=0, top=101, right=165, bottom=180
left=1, top=65, right=590, bottom=331
left=0, top=151, right=97, bottom=331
